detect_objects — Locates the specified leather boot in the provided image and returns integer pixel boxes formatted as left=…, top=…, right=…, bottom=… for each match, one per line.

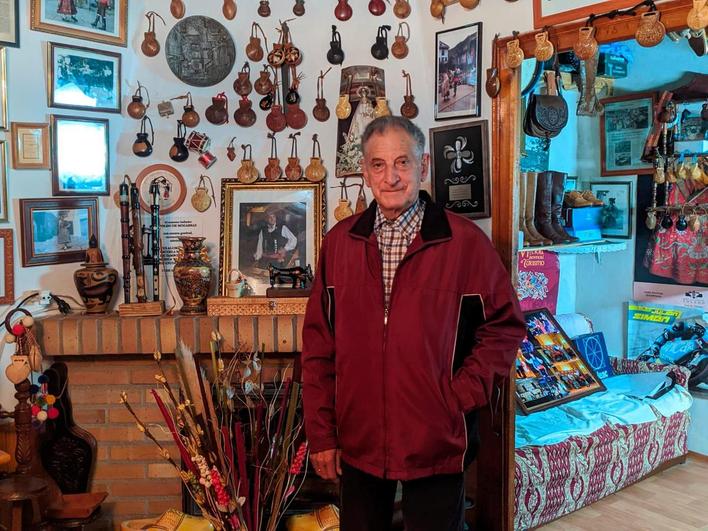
left=525, top=172, right=552, bottom=245
left=519, top=173, right=541, bottom=246
left=535, top=172, right=568, bottom=244
left=549, top=171, right=578, bottom=242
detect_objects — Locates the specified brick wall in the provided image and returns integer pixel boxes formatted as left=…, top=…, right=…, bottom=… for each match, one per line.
left=57, top=355, right=292, bottom=530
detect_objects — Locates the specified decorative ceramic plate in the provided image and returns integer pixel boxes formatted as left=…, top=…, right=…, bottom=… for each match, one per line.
left=135, top=164, right=187, bottom=215
left=165, top=16, right=236, bottom=87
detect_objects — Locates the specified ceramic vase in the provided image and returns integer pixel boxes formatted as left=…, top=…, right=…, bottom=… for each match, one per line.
left=173, top=237, right=212, bottom=315
left=73, top=236, right=118, bottom=314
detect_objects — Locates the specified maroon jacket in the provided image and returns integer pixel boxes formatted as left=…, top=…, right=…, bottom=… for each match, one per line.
left=302, top=192, right=526, bottom=480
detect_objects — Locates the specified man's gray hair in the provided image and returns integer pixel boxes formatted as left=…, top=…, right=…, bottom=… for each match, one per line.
left=361, top=116, right=426, bottom=157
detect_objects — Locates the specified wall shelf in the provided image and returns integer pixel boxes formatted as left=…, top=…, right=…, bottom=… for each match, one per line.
left=519, top=239, right=628, bottom=255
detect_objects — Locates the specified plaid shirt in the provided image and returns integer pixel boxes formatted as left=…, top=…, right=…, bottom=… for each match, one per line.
left=374, top=199, right=425, bottom=315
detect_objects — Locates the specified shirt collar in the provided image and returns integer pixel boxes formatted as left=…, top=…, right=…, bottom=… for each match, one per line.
left=374, top=199, right=424, bottom=235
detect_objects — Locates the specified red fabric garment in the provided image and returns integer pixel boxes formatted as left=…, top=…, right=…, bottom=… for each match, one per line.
left=57, top=0, right=76, bottom=15
left=301, top=192, right=526, bottom=480
left=643, top=182, right=708, bottom=286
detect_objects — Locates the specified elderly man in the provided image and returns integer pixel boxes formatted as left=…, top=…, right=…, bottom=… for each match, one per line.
left=302, top=116, right=526, bottom=531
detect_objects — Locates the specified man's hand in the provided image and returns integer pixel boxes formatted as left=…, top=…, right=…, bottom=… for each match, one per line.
left=310, top=448, right=341, bottom=480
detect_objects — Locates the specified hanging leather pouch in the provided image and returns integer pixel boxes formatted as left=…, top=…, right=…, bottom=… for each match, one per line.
left=523, top=68, right=568, bottom=149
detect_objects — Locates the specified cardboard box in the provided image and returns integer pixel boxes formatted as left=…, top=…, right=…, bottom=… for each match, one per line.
left=564, top=206, right=603, bottom=230
left=566, top=228, right=603, bottom=242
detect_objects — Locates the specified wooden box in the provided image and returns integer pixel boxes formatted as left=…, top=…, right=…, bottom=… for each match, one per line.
left=206, top=296, right=309, bottom=317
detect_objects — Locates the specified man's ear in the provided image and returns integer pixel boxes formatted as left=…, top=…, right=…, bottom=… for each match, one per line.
left=361, top=159, right=372, bottom=188
left=420, top=153, right=430, bottom=183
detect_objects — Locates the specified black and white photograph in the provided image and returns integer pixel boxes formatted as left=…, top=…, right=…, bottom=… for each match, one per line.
left=31, top=0, right=128, bottom=47
left=51, top=115, right=109, bottom=196
left=20, top=197, right=98, bottom=266
left=590, top=180, right=633, bottom=239
left=49, top=42, right=121, bottom=113
left=220, top=181, right=324, bottom=296
left=429, top=120, right=490, bottom=219
left=165, top=15, right=236, bottom=87
left=434, top=22, right=482, bottom=120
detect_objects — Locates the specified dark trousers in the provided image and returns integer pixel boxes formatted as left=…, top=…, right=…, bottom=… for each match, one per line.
left=340, top=461, right=465, bottom=531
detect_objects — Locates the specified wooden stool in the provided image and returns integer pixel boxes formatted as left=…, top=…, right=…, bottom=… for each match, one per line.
left=0, top=475, right=50, bottom=531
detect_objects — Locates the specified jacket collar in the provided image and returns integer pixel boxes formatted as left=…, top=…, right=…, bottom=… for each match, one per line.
left=350, top=190, right=451, bottom=242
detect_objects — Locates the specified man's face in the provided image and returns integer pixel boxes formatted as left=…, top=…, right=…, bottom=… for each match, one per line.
left=361, top=127, right=429, bottom=220
left=266, top=213, right=276, bottom=226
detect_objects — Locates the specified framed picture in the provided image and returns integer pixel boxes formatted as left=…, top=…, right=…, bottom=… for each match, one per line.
left=30, top=0, right=128, bottom=47
left=0, top=48, right=7, bottom=130
left=0, top=229, right=13, bottom=304
left=51, top=115, right=109, bottom=196
left=590, top=180, right=633, bottom=238
left=515, top=308, right=606, bottom=415
left=429, top=120, right=490, bottom=219
left=19, top=197, right=99, bottom=267
left=10, top=122, right=50, bottom=169
left=600, top=92, right=655, bottom=176
left=434, top=22, right=482, bottom=120
left=533, top=0, right=640, bottom=28
left=219, top=180, right=325, bottom=297
left=135, top=164, right=187, bottom=215
left=0, top=0, right=19, bottom=47
left=48, top=42, right=121, bottom=113
left=0, top=141, right=7, bottom=221
left=564, top=175, right=578, bottom=193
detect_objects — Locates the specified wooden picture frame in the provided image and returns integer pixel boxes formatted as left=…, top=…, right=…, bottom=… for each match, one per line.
left=135, top=164, right=187, bottom=215
left=533, top=0, right=643, bottom=29
left=30, top=0, right=128, bottom=47
left=434, top=22, right=482, bottom=120
left=48, top=42, right=122, bottom=113
left=600, top=92, right=655, bottom=176
left=515, top=308, right=606, bottom=415
left=51, top=114, right=109, bottom=196
left=590, top=180, right=633, bottom=239
left=429, top=120, right=491, bottom=219
left=0, top=141, right=7, bottom=222
left=0, top=229, right=13, bottom=304
left=20, top=197, right=99, bottom=267
left=10, top=122, right=50, bottom=169
left=219, top=180, right=325, bottom=297
left=0, top=0, right=19, bottom=48
left=0, top=48, right=7, bottom=130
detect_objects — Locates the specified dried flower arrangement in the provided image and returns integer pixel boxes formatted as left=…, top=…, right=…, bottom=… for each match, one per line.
left=120, top=332, right=308, bottom=531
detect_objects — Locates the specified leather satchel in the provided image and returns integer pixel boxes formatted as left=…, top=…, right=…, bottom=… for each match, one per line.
left=523, top=93, right=568, bottom=144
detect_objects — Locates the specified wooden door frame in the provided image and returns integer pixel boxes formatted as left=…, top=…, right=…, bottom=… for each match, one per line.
left=489, top=1, right=693, bottom=528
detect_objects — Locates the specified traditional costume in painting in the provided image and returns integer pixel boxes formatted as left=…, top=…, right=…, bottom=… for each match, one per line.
left=643, top=182, right=707, bottom=286
left=57, top=0, right=77, bottom=16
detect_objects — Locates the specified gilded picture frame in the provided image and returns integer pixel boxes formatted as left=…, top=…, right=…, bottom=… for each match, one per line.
left=30, top=0, right=128, bottom=47
left=219, top=180, right=325, bottom=297
left=0, top=229, right=14, bottom=304
left=0, top=0, right=19, bottom=48
left=533, top=0, right=642, bottom=28
left=10, top=122, right=50, bottom=169
left=0, top=48, right=8, bottom=130
left=0, top=141, right=8, bottom=221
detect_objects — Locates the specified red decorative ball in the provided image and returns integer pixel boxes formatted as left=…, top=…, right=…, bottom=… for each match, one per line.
left=31, top=404, right=41, bottom=416
left=47, top=407, right=60, bottom=420
left=11, top=324, right=26, bottom=337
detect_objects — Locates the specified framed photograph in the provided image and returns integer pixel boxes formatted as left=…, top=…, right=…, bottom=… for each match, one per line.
left=19, top=197, right=99, bottom=267
left=434, top=22, right=482, bottom=120
left=51, top=115, right=109, bottom=196
left=0, top=0, right=19, bottom=47
left=429, top=120, right=490, bottom=219
left=564, top=175, right=578, bottom=193
left=135, top=164, right=187, bottom=215
left=515, top=308, right=605, bottom=415
left=0, top=229, right=13, bottom=304
left=533, top=0, right=640, bottom=28
left=10, top=122, right=50, bottom=169
left=0, top=48, right=7, bottom=130
left=48, top=42, right=121, bottom=113
left=219, top=181, right=325, bottom=297
left=30, top=0, right=128, bottom=47
left=590, top=180, right=633, bottom=239
left=0, top=141, right=7, bottom=221
left=600, top=92, right=655, bottom=176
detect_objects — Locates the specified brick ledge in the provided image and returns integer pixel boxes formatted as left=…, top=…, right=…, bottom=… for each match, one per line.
left=37, top=313, right=305, bottom=356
